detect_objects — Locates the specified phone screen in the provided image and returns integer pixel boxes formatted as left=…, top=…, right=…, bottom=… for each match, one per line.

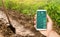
left=36, top=10, right=47, bottom=30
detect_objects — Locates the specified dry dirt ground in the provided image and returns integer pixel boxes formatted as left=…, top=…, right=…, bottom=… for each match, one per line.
left=0, top=9, right=60, bottom=37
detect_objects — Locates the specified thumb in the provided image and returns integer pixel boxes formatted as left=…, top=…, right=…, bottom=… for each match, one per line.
left=34, top=25, right=36, bottom=28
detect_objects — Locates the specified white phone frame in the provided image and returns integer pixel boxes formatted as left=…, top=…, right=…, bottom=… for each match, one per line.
left=36, top=10, right=47, bottom=30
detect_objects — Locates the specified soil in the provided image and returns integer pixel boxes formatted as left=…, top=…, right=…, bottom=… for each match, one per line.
left=0, top=8, right=60, bottom=37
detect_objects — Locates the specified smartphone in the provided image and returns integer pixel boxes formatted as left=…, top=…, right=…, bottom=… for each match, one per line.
left=36, top=10, right=47, bottom=30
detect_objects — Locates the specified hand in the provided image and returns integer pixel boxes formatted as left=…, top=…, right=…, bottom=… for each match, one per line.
left=34, top=14, right=53, bottom=36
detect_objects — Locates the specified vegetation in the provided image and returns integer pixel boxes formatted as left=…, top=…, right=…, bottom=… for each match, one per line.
left=0, top=0, right=60, bottom=26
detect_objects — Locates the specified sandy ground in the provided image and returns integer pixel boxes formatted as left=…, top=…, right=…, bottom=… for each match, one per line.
left=0, top=10, right=45, bottom=37
left=0, top=10, right=59, bottom=37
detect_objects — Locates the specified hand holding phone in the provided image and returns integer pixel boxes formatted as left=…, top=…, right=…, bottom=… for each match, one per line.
left=34, top=11, right=53, bottom=36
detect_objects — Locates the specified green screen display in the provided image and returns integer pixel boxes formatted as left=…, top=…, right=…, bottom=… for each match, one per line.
left=36, top=10, right=47, bottom=29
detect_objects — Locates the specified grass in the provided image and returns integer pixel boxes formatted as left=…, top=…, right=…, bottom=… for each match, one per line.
left=0, top=0, right=60, bottom=26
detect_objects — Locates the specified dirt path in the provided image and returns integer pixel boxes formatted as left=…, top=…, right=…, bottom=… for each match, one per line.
left=0, top=10, right=46, bottom=37
left=0, top=10, right=35, bottom=36
left=0, top=11, right=8, bottom=25
left=0, top=9, right=60, bottom=37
